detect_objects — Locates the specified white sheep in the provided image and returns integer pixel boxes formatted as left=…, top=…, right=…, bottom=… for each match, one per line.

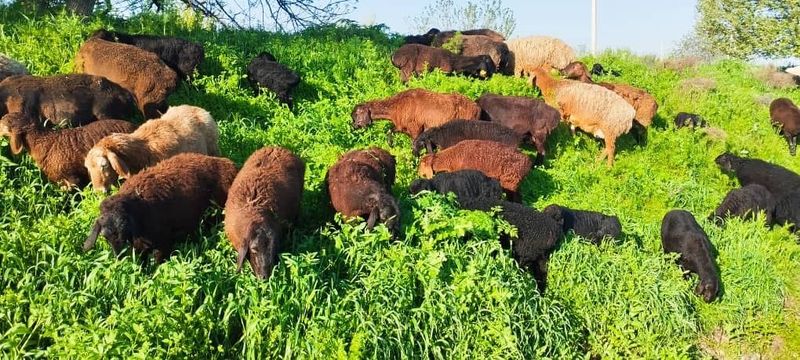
left=506, top=36, right=576, bottom=77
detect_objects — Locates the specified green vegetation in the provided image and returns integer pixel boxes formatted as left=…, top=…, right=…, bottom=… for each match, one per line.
left=0, top=9, right=799, bottom=359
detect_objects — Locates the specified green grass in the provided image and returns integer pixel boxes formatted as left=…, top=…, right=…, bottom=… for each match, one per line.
left=1, top=8, right=799, bottom=359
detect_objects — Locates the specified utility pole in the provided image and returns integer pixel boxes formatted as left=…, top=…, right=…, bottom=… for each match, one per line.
left=591, top=0, right=597, bottom=55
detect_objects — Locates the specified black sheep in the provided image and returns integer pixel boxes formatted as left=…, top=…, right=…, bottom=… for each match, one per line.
left=715, top=152, right=800, bottom=198
left=769, top=98, right=800, bottom=156
left=774, top=190, right=800, bottom=233
left=661, top=210, right=720, bottom=303
left=90, top=29, right=205, bottom=79
left=409, top=169, right=504, bottom=206
left=590, top=63, right=620, bottom=77
left=411, top=119, right=523, bottom=156
left=709, top=184, right=775, bottom=225
left=246, top=52, right=301, bottom=107
left=674, top=112, right=707, bottom=129
left=542, top=204, right=622, bottom=244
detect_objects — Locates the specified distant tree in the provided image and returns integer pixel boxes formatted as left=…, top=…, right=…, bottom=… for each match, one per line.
left=671, top=29, right=718, bottom=61
left=695, top=0, right=800, bottom=59
left=411, top=0, right=516, bottom=38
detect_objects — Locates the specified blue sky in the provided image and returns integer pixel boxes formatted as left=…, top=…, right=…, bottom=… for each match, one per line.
left=349, top=0, right=699, bottom=57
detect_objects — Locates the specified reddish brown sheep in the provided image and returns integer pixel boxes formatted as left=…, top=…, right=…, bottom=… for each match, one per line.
left=769, top=98, right=800, bottom=156
left=390, top=44, right=495, bottom=83
left=477, top=93, right=561, bottom=163
left=224, top=147, right=305, bottom=279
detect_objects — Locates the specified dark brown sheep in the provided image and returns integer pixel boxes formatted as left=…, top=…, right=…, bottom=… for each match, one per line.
left=326, top=147, right=399, bottom=236
left=476, top=94, right=561, bottom=163
left=75, top=37, right=178, bottom=119
left=390, top=44, right=495, bottom=83
left=431, top=34, right=510, bottom=72
left=404, top=28, right=505, bottom=45
left=0, top=74, right=137, bottom=126
left=661, top=209, right=720, bottom=303
left=351, top=88, right=481, bottom=139
left=412, top=119, right=523, bottom=157
left=769, top=98, right=800, bottom=156
left=0, top=112, right=136, bottom=188
left=83, top=153, right=238, bottom=265
left=90, top=29, right=205, bottom=79
left=224, top=147, right=305, bottom=279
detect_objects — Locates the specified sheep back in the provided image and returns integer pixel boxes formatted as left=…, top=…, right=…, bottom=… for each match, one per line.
left=246, top=52, right=301, bottom=106
left=598, top=82, right=658, bottom=127
left=542, top=204, right=622, bottom=243
left=506, top=36, right=576, bottom=76
left=715, top=153, right=800, bottom=198
left=409, top=169, right=504, bottom=207
left=554, top=80, right=635, bottom=139
left=661, top=209, right=720, bottom=302
left=711, top=184, right=775, bottom=224
left=431, top=34, right=509, bottom=71
left=774, top=190, right=800, bottom=232
left=769, top=98, right=800, bottom=155
left=412, top=119, right=523, bottom=156
left=390, top=44, right=494, bottom=82
left=91, top=29, right=205, bottom=79
left=476, top=94, right=561, bottom=155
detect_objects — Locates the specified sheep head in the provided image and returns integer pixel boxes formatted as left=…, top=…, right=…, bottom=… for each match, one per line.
left=351, top=104, right=372, bottom=129
left=418, top=155, right=435, bottom=178
left=0, top=112, right=36, bottom=154
left=695, top=279, right=719, bottom=303
left=89, top=29, right=116, bottom=41
left=85, top=146, right=131, bottom=193
left=365, top=192, right=400, bottom=237
left=408, top=179, right=434, bottom=195
left=83, top=198, right=138, bottom=255
left=714, top=152, right=738, bottom=173
left=476, top=55, right=495, bottom=79
left=236, top=223, right=280, bottom=280
left=561, top=61, right=591, bottom=82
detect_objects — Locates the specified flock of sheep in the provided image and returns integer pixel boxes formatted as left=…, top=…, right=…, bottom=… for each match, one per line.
left=0, top=25, right=799, bottom=303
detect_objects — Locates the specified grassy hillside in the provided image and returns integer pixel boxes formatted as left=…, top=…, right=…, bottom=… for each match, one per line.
left=0, top=9, right=799, bottom=359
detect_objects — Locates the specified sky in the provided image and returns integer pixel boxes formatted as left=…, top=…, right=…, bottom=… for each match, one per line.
left=348, top=0, right=699, bottom=57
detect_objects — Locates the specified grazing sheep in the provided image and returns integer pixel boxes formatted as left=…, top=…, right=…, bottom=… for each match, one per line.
left=224, top=147, right=305, bottom=279
left=83, top=153, right=237, bottom=264
left=409, top=169, right=504, bottom=206
left=430, top=34, right=510, bottom=71
left=351, top=88, right=480, bottom=139
left=589, top=63, right=621, bottom=77
left=326, top=147, right=400, bottom=236
left=390, top=44, right=496, bottom=82
left=0, top=53, right=28, bottom=82
left=709, top=184, right=775, bottom=225
left=246, top=52, right=301, bottom=107
left=542, top=204, right=622, bottom=243
left=412, top=119, right=523, bottom=157
left=661, top=209, right=720, bottom=303
left=715, top=152, right=800, bottom=198
left=0, top=113, right=136, bottom=188
left=418, top=140, right=532, bottom=201
left=769, top=98, right=800, bottom=156
left=774, top=190, right=800, bottom=233
left=674, top=112, right=707, bottom=129
left=84, top=105, right=220, bottom=193
left=0, top=74, right=137, bottom=126
left=476, top=94, right=561, bottom=162
left=531, top=67, right=635, bottom=167
left=506, top=36, right=576, bottom=76
left=90, top=29, right=205, bottom=79
left=75, top=37, right=178, bottom=119
left=404, top=28, right=505, bottom=45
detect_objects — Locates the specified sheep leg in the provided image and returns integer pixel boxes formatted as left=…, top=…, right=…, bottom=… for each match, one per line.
left=788, top=135, right=797, bottom=156
left=532, top=133, right=547, bottom=165
left=386, top=130, right=395, bottom=147
left=604, top=137, right=616, bottom=167
left=366, top=207, right=380, bottom=230
left=506, top=189, right=522, bottom=203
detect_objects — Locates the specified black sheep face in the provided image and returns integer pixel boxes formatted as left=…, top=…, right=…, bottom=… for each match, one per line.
left=351, top=105, right=372, bottom=129
left=241, top=226, right=279, bottom=280
left=714, top=153, right=737, bottom=173
left=696, top=279, right=719, bottom=303
left=409, top=179, right=434, bottom=195
left=476, top=56, right=496, bottom=79
left=591, top=63, right=606, bottom=76
left=89, top=29, right=115, bottom=41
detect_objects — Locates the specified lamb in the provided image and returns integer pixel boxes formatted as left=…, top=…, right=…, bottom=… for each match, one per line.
left=674, top=112, right=707, bottom=129
left=530, top=68, right=635, bottom=167
left=83, top=153, right=238, bottom=265
left=326, top=147, right=400, bottom=236
left=0, top=53, right=28, bottom=82
left=0, top=113, right=136, bottom=188
left=409, top=169, right=504, bottom=206
left=390, top=44, right=496, bottom=83
left=411, top=119, right=523, bottom=157
left=351, top=88, right=480, bottom=139
left=715, top=152, right=800, bottom=198
left=418, top=139, right=532, bottom=202
left=542, top=204, right=622, bottom=244
left=430, top=34, right=510, bottom=71
left=0, top=74, right=137, bottom=127
left=590, top=63, right=620, bottom=77
left=75, top=36, right=178, bottom=119
left=506, top=36, right=576, bottom=76
left=774, top=190, right=800, bottom=233
left=84, top=105, right=220, bottom=193
left=224, top=147, right=305, bottom=279
left=661, top=209, right=721, bottom=303
left=476, top=94, right=561, bottom=162
left=709, top=184, right=775, bottom=225
left=90, top=29, right=205, bottom=79
left=769, top=98, right=800, bottom=156
left=246, top=51, right=301, bottom=107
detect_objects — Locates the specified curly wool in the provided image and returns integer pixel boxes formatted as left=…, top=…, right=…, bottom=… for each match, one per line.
left=412, top=119, right=522, bottom=156
left=506, top=36, right=576, bottom=76
left=710, top=184, right=775, bottom=225
left=409, top=169, right=504, bottom=206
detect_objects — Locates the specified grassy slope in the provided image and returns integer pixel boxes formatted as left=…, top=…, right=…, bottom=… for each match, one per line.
left=0, top=9, right=798, bottom=359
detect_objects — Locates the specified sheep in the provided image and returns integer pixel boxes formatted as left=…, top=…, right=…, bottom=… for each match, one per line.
left=506, top=36, right=576, bottom=76
left=84, top=105, right=220, bottom=193
left=0, top=74, right=137, bottom=127
left=390, top=44, right=496, bottom=83
left=224, top=147, right=305, bottom=279
left=351, top=88, right=480, bottom=139
left=589, top=63, right=621, bottom=77
left=83, top=153, right=238, bottom=265
left=326, top=147, right=400, bottom=236
left=476, top=93, right=561, bottom=162
left=430, top=34, right=510, bottom=71
left=246, top=51, right=301, bottom=107
left=90, top=29, right=205, bottom=79
left=418, top=139, right=532, bottom=202
left=774, top=190, right=800, bottom=233
left=411, top=119, right=523, bottom=157
left=75, top=37, right=178, bottom=119
left=715, top=152, right=800, bottom=198
left=404, top=28, right=505, bottom=45
left=409, top=169, right=504, bottom=206
left=542, top=204, right=622, bottom=244
left=661, top=209, right=720, bottom=303
left=530, top=67, right=635, bottom=167
left=709, top=184, right=775, bottom=225
left=769, top=98, right=800, bottom=156
left=0, top=53, right=28, bottom=82
left=0, top=113, right=136, bottom=188
left=674, top=112, right=707, bottom=129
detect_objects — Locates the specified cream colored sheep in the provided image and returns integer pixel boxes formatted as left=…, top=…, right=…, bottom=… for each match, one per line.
left=506, top=36, right=576, bottom=77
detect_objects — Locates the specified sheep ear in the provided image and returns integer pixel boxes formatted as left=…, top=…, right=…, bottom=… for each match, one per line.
left=426, top=142, right=434, bottom=154
left=236, top=245, right=249, bottom=272
left=366, top=206, right=380, bottom=230
left=83, top=220, right=102, bottom=251
left=107, top=151, right=131, bottom=178
left=9, top=132, right=25, bottom=154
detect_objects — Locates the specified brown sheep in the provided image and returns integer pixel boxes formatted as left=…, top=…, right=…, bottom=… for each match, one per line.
left=351, top=88, right=480, bottom=139
left=418, top=140, right=532, bottom=202
left=224, top=147, right=305, bottom=279
left=75, top=37, right=178, bottom=119
left=431, top=34, right=510, bottom=72
left=326, top=147, right=400, bottom=236
left=0, top=74, right=137, bottom=127
left=390, top=44, right=496, bottom=83
left=769, top=98, right=800, bottom=156
left=0, top=113, right=136, bottom=188
left=404, top=28, right=506, bottom=45
left=83, top=153, right=238, bottom=265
